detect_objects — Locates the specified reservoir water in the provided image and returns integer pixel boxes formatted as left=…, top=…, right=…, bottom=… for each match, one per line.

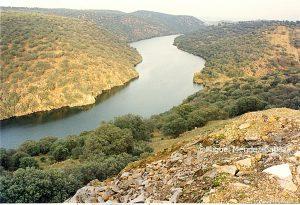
left=0, top=35, right=205, bottom=148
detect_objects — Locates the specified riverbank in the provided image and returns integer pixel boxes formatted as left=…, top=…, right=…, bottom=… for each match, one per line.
left=0, top=35, right=205, bottom=148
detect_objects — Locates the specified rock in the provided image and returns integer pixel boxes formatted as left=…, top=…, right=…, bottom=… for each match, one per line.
left=229, top=199, right=238, bottom=203
left=244, top=134, right=260, bottom=141
left=294, top=151, right=300, bottom=159
left=169, top=188, right=182, bottom=203
left=121, top=172, right=130, bottom=178
left=214, top=165, right=238, bottom=176
left=100, top=191, right=111, bottom=201
left=97, top=196, right=105, bottom=203
left=202, top=195, right=210, bottom=203
left=231, top=182, right=250, bottom=190
left=170, top=152, right=183, bottom=162
left=278, top=178, right=297, bottom=192
left=263, top=164, right=297, bottom=192
left=239, top=122, right=251, bottom=129
left=130, top=192, right=145, bottom=203
left=235, top=158, right=252, bottom=170
left=263, top=164, right=292, bottom=179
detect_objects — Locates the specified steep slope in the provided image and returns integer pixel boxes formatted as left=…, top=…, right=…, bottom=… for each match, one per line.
left=1, top=7, right=205, bottom=42
left=68, top=108, right=300, bottom=203
left=0, top=11, right=141, bottom=120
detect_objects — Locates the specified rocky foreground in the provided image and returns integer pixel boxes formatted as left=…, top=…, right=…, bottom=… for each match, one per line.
left=67, top=108, right=300, bottom=203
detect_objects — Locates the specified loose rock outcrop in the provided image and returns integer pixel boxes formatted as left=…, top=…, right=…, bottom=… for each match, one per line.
left=67, top=108, right=300, bottom=203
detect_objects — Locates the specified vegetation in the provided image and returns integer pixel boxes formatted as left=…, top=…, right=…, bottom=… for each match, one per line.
left=151, top=21, right=299, bottom=137
left=0, top=114, right=153, bottom=203
left=0, top=11, right=141, bottom=120
left=174, top=21, right=299, bottom=85
left=1, top=7, right=205, bottom=42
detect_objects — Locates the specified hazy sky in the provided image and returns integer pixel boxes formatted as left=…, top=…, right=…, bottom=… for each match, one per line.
left=1, top=0, right=300, bottom=21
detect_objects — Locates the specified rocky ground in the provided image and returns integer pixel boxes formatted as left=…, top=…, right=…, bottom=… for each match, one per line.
left=66, top=108, right=300, bottom=203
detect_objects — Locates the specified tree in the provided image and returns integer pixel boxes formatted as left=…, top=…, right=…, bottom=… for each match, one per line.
left=229, top=96, right=267, bottom=116
left=0, top=148, right=9, bottom=169
left=19, top=140, right=41, bottom=156
left=113, top=114, right=151, bottom=141
left=38, top=136, right=58, bottom=154
left=10, top=151, right=30, bottom=170
left=162, top=117, right=188, bottom=137
left=19, top=157, right=39, bottom=169
left=187, top=110, right=206, bottom=129
left=51, top=145, right=69, bottom=161
left=0, top=168, right=81, bottom=203
left=85, top=124, right=134, bottom=156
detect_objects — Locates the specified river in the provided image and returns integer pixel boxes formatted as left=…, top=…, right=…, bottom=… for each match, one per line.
left=0, top=35, right=205, bottom=148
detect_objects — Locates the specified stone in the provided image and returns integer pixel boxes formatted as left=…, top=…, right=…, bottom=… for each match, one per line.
left=130, top=192, right=145, bottom=203
left=170, top=152, right=183, bottom=162
left=235, top=158, right=252, bottom=170
left=239, top=122, right=251, bottom=129
left=263, top=164, right=297, bottom=192
left=97, top=196, right=105, bottom=203
left=229, top=199, right=238, bottom=203
left=278, top=179, right=297, bottom=192
left=294, top=151, right=300, bottom=159
left=100, top=191, right=111, bottom=201
left=214, top=165, right=238, bottom=176
left=263, top=164, right=292, bottom=179
left=244, top=134, right=260, bottom=141
left=202, top=195, right=210, bottom=203
left=231, top=182, right=250, bottom=190
left=121, top=172, right=130, bottom=178
left=169, top=188, right=182, bottom=203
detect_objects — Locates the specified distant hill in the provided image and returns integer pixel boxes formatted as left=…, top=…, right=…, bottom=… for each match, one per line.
left=0, top=11, right=141, bottom=120
left=1, top=7, right=205, bottom=42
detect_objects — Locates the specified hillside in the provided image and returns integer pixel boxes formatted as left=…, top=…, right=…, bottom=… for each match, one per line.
left=68, top=108, right=300, bottom=203
left=144, top=21, right=299, bottom=140
left=0, top=11, right=141, bottom=120
left=1, top=7, right=205, bottom=42
left=174, top=21, right=300, bottom=86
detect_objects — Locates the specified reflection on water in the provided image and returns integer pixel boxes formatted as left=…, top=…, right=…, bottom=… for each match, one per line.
left=0, top=35, right=205, bottom=148
left=1, top=82, right=131, bottom=128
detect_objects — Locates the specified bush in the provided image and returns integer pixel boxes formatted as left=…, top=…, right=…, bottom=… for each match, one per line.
left=0, top=149, right=9, bottom=169
left=38, top=136, right=58, bottom=154
left=84, top=124, right=134, bottom=156
left=19, top=140, right=41, bottom=156
left=19, top=157, right=39, bottom=169
left=187, top=110, right=206, bottom=129
left=10, top=151, right=30, bottom=170
left=229, top=96, right=267, bottom=116
left=51, top=145, right=69, bottom=161
left=0, top=168, right=81, bottom=203
left=162, top=117, right=188, bottom=137
left=71, top=147, right=83, bottom=159
left=113, top=114, right=152, bottom=141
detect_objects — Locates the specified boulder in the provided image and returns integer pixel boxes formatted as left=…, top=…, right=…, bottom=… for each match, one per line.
left=235, top=158, right=253, bottom=170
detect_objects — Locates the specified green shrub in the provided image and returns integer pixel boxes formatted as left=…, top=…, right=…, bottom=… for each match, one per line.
left=10, top=151, right=30, bottom=170
left=51, top=145, right=69, bottom=161
left=19, top=140, right=41, bottom=156
left=162, top=117, right=188, bottom=137
left=19, top=157, right=39, bottom=169
left=113, top=114, right=152, bottom=141
left=0, top=168, right=81, bottom=203
left=38, top=136, right=58, bottom=154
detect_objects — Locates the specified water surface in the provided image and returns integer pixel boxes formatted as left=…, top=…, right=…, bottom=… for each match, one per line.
left=0, top=35, right=205, bottom=148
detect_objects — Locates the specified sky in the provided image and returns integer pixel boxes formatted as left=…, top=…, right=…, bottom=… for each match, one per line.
left=1, top=0, right=300, bottom=21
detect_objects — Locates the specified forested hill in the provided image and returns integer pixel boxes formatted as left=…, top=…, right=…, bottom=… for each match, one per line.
left=0, top=11, right=141, bottom=120
left=174, top=21, right=300, bottom=85
left=1, top=7, right=205, bottom=42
